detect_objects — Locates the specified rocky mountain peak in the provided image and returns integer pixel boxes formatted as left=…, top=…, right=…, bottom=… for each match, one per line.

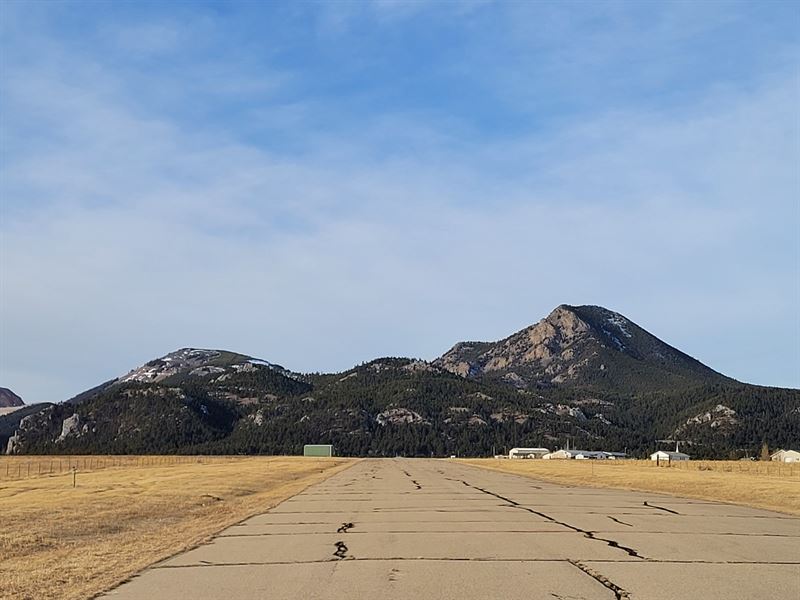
left=434, top=304, right=725, bottom=391
left=434, top=304, right=595, bottom=385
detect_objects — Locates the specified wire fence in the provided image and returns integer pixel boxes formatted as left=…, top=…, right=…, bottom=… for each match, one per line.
left=2, top=455, right=799, bottom=481
left=0, top=455, right=248, bottom=481
left=661, top=459, right=800, bottom=478
left=573, top=458, right=800, bottom=477
left=499, top=457, right=800, bottom=478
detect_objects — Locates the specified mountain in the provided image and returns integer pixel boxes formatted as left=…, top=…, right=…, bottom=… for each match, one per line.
left=0, top=387, right=24, bottom=408
left=435, top=305, right=727, bottom=393
left=4, top=306, right=799, bottom=458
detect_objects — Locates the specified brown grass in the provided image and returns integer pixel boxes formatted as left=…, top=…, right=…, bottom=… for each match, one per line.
left=0, top=456, right=354, bottom=600
left=460, top=459, right=800, bottom=516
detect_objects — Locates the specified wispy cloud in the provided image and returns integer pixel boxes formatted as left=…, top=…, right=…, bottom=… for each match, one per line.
left=1, top=1, right=797, bottom=402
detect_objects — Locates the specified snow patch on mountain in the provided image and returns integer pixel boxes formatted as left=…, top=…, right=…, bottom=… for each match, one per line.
left=606, top=313, right=633, bottom=338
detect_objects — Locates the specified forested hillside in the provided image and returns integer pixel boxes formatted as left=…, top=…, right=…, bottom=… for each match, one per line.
left=5, top=307, right=799, bottom=458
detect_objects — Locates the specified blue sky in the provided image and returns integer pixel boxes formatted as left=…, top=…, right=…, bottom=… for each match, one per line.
left=1, top=1, right=798, bottom=402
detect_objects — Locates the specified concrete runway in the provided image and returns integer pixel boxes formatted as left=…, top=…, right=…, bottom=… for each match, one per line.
left=103, top=459, right=800, bottom=599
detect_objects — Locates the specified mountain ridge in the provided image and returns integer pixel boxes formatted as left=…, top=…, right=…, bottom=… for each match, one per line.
left=4, top=304, right=798, bottom=458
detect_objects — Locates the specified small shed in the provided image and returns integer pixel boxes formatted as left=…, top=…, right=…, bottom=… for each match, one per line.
left=770, top=449, right=800, bottom=463
left=650, top=450, right=690, bottom=462
left=303, top=444, right=334, bottom=457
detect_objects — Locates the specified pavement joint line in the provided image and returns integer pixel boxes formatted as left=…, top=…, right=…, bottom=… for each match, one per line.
left=152, top=558, right=800, bottom=570
left=216, top=530, right=800, bottom=537
left=218, top=530, right=596, bottom=537
left=237, top=520, right=560, bottom=524
left=569, top=560, right=630, bottom=600
left=254, top=510, right=800, bottom=519
left=581, top=560, right=800, bottom=565
left=265, top=507, right=512, bottom=511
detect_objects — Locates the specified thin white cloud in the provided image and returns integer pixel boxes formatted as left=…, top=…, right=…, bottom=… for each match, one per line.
left=1, top=6, right=798, bottom=403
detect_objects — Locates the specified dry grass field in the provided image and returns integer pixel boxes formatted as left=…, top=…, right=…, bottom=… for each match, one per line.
left=0, top=456, right=354, bottom=600
left=462, top=458, right=800, bottom=516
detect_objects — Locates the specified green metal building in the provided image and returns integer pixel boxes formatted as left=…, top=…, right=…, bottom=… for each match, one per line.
left=303, top=444, right=334, bottom=457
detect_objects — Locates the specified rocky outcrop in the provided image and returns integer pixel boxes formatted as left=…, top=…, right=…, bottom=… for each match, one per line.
left=376, top=408, right=425, bottom=426
left=677, top=404, right=738, bottom=434
left=56, top=413, right=87, bottom=442
left=5, top=413, right=35, bottom=454
left=434, top=305, right=596, bottom=384
left=6, top=431, right=20, bottom=454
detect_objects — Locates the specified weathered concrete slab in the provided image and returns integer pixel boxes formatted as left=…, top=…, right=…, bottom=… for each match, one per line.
left=101, top=459, right=800, bottom=600
left=582, top=562, right=800, bottom=600
left=607, top=531, right=800, bottom=562
left=163, top=530, right=631, bottom=564
left=104, top=561, right=617, bottom=600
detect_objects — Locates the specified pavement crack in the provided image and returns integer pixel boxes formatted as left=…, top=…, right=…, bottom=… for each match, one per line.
left=607, top=516, right=633, bottom=527
left=643, top=501, right=680, bottom=515
left=585, top=533, right=642, bottom=559
left=458, top=479, right=647, bottom=560
left=569, top=560, right=630, bottom=600
left=337, top=522, right=354, bottom=534
left=401, top=468, right=422, bottom=489
left=333, top=540, right=350, bottom=559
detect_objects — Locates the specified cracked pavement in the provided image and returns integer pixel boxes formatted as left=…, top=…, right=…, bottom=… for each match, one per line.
left=102, top=459, right=800, bottom=600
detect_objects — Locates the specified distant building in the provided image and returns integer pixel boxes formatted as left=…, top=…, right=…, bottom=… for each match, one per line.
left=303, top=444, right=333, bottom=457
left=541, top=449, right=628, bottom=460
left=574, top=451, right=627, bottom=460
left=573, top=451, right=602, bottom=460
left=770, top=449, right=800, bottom=463
left=602, top=452, right=627, bottom=460
left=650, top=450, right=690, bottom=462
left=509, top=447, right=550, bottom=459
left=542, top=449, right=575, bottom=460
